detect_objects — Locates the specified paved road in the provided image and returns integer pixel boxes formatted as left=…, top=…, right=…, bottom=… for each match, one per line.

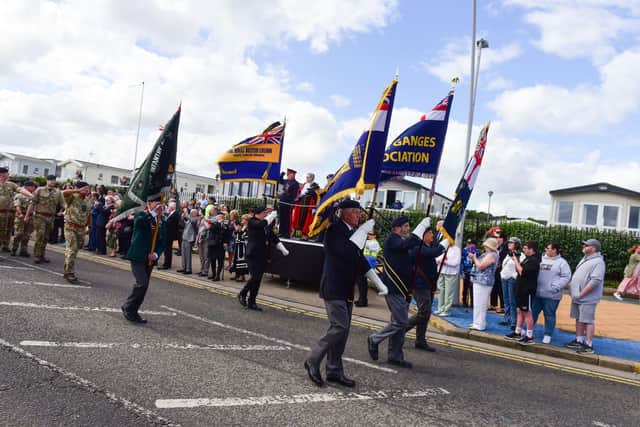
left=0, top=251, right=638, bottom=426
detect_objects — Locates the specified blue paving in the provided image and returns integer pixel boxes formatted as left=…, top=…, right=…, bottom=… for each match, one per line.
left=426, top=298, right=640, bottom=362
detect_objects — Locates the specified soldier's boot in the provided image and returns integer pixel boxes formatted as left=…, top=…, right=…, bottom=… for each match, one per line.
left=18, top=251, right=30, bottom=258
left=63, top=273, right=78, bottom=284
left=34, top=257, right=43, bottom=264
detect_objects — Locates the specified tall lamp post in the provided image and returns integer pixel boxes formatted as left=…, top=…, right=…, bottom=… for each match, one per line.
left=488, top=190, right=494, bottom=219
left=132, top=81, right=145, bottom=171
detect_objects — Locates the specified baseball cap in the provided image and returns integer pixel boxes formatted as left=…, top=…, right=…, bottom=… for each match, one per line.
left=582, top=239, right=601, bottom=251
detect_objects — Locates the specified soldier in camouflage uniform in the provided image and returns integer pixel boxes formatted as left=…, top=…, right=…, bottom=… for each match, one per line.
left=11, top=181, right=36, bottom=257
left=0, top=167, right=33, bottom=251
left=27, top=175, right=62, bottom=264
left=62, top=181, right=92, bottom=283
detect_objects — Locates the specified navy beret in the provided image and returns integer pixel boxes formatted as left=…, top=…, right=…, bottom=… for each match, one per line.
left=23, top=180, right=35, bottom=187
left=76, top=181, right=89, bottom=189
left=391, top=215, right=409, bottom=228
left=147, top=194, right=162, bottom=202
left=338, top=199, right=360, bottom=209
left=254, top=206, right=266, bottom=214
left=0, top=167, right=8, bottom=173
left=46, top=174, right=57, bottom=180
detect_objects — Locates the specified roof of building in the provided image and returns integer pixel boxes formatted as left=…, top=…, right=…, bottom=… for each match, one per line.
left=549, top=182, right=640, bottom=199
left=0, top=152, right=59, bottom=163
left=175, top=170, right=217, bottom=181
left=58, top=159, right=131, bottom=173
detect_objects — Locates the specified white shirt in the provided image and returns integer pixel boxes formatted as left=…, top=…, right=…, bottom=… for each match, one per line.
left=436, top=246, right=461, bottom=276
left=501, top=252, right=525, bottom=280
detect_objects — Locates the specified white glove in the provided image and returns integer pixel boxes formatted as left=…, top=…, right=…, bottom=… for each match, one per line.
left=412, top=217, right=431, bottom=238
left=276, top=242, right=289, bottom=256
left=265, top=211, right=278, bottom=225
left=349, top=219, right=375, bottom=250
left=366, top=269, right=388, bottom=295
left=439, top=238, right=450, bottom=250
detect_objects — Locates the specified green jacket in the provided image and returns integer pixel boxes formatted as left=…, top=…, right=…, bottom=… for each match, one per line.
left=125, top=211, right=166, bottom=264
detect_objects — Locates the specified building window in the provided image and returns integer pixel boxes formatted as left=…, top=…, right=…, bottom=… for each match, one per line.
left=111, top=175, right=119, bottom=184
left=195, top=184, right=204, bottom=193
left=207, top=185, right=214, bottom=194
left=583, top=204, right=598, bottom=226
left=98, top=173, right=103, bottom=181
left=43, top=168, right=49, bottom=176
left=239, top=182, right=250, bottom=197
left=22, top=165, right=28, bottom=174
left=556, top=201, right=573, bottom=224
left=603, top=205, right=619, bottom=228
left=629, top=206, right=640, bottom=229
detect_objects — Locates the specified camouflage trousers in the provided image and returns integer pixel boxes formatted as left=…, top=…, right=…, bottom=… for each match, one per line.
left=12, top=217, right=34, bottom=253
left=33, top=215, right=53, bottom=258
left=64, top=228, right=86, bottom=274
left=0, top=212, right=14, bottom=249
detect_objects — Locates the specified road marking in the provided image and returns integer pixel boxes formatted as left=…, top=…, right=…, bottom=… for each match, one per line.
left=20, top=340, right=291, bottom=351
left=4, top=280, right=91, bottom=289
left=0, top=256, right=92, bottom=285
left=0, top=338, right=179, bottom=426
left=155, top=388, right=449, bottom=409
left=0, top=301, right=176, bottom=316
left=162, top=305, right=397, bottom=373
left=593, top=422, right=615, bottom=427
left=0, top=265, right=33, bottom=270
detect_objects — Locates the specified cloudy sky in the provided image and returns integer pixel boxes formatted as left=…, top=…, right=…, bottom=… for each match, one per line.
left=2, top=0, right=640, bottom=219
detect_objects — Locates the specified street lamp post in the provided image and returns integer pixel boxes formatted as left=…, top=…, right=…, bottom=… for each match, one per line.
left=488, top=190, right=494, bottom=219
left=132, top=81, right=145, bottom=171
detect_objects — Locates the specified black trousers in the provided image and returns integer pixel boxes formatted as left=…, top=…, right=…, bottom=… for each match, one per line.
left=162, top=239, right=176, bottom=268
left=241, top=255, right=265, bottom=305
left=208, top=246, right=225, bottom=278
left=407, top=287, right=433, bottom=344
left=96, top=225, right=107, bottom=254
left=278, top=205, right=292, bottom=237
left=123, top=261, right=151, bottom=314
left=490, top=275, right=504, bottom=308
left=307, top=300, right=352, bottom=376
left=462, top=272, right=474, bottom=306
left=356, top=276, right=368, bottom=303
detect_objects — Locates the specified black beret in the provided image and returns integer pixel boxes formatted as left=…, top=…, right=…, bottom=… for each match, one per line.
left=76, top=181, right=89, bottom=189
left=338, top=199, right=360, bottom=209
left=254, top=206, right=266, bottom=214
left=391, top=215, right=409, bottom=228
left=0, top=167, right=8, bottom=173
left=46, top=174, right=56, bottom=180
left=23, top=180, right=35, bottom=187
left=147, top=194, right=162, bottom=202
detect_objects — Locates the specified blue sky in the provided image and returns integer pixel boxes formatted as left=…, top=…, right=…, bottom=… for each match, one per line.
left=1, top=0, right=639, bottom=218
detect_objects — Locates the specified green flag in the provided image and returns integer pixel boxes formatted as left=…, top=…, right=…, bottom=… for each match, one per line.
left=112, top=104, right=180, bottom=222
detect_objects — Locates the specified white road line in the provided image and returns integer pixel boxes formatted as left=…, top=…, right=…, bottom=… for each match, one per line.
left=0, top=338, right=179, bottom=426
left=162, top=305, right=397, bottom=374
left=20, top=340, right=291, bottom=351
left=155, top=388, right=450, bottom=409
left=4, top=280, right=91, bottom=289
left=0, top=301, right=176, bottom=316
left=0, top=256, right=92, bottom=285
left=0, top=265, right=33, bottom=270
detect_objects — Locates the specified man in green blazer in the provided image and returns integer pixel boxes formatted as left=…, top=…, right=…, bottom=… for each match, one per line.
left=121, top=195, right=166, bottom=323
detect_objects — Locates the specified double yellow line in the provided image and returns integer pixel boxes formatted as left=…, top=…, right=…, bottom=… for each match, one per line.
left=69, top=249, right=640, bottom=387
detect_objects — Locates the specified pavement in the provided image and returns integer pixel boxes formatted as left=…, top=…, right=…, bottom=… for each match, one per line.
left=2, top=246, right=640, bottom=426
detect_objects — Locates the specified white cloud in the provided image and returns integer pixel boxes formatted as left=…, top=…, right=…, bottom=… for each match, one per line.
left=296, top=82, right=315, bottom=93
left=330, top=94, right=351, bottom=108
left=424, top=41, right=522, bottom=83
left=489, top=48, right=640, bottom=132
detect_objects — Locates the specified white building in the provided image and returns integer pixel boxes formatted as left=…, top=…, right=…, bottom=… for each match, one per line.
left=175, top=171, right=218, bottom=196
left=57, top=159, right=132, bottom=186
left=360, top=178, right=452, bottom=216
left=549, top=182, right=640, bottom=234
left=221, top=180, right=276, bottom=198
left=0, top=152, right=58, bottom=178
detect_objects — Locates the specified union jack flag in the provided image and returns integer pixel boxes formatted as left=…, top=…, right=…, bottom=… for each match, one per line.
left=422, top=94, right=450, bottom=121
left=239, top=122, right=284, bottom=146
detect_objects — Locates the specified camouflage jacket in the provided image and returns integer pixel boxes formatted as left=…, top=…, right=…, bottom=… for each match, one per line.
left=64, top=193, right=91, bottom=227
left=0, top=181, right=18, bottom=210
left=32, top=186, right=62, bottom=215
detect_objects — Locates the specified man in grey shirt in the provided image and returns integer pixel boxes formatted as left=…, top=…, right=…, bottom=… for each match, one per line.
left=565, top=239, right=606, bottom=354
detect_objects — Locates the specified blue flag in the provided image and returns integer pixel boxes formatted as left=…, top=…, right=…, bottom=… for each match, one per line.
left=309, top=79, right=398, bottom=236
left=441, top=122, right=490, bottom=244
left=381, top=90, right=454, bottom=179
left=217, top=121, right=285, bottom=184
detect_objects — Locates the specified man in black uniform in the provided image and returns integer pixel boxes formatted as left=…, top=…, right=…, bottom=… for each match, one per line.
left=158, top=202, right=180, bottom=270
left=277, top=169, right=299, bottom=237
left=237, top=206, right=289, bottom=311
left=304, top=200, right=388, bottom=387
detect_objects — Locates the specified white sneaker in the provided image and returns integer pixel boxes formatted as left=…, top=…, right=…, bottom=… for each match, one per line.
left=542, top=335, right=551, bottom=344
left=613, top=292, right=623, bottom=301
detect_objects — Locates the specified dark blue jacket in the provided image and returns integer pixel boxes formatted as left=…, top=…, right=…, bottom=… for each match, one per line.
left=410, top=243, right=446, bottom=290
left=95, top=204, right=115, bottom=228
left=380, top=233, right=421, bottom=298
left=319, top=221, right=370, bottom=301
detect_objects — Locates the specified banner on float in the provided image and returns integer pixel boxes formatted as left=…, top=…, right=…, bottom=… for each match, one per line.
left=381, top=90, right=454, bottom=179
left=308, top=78, right=398, bottom=236
left=441, top=121, right=490, bottom=244
left=217, top=121, right=285, bottom=183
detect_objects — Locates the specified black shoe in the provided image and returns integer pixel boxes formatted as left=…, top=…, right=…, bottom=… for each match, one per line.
left=367, top=336, right=379, bottom=361
left=121, top=307, right=137, bottom=322
left=176, top=269, right=185, bottom=273
left=198, top=272, right=207, bottom=276
left=183, top=271, right=192, bottom=275
left=387, top=359, right=412, bottom=369
left=247, top=303, right=262, bottom=311
left=157, top=266, right=169, bottom=270
left=63, top=273, right=78, bottom=284
left=415, top=341, right=436, bottom=352
left=212, top=276, right=220, bottom=281
left=18, top=252, right=30, bottom=258
left=304, top=360, right=324, bottom=387
left=133, top=313, right=148, bottom=324
left=518, top=335, right=534, bottom=345
left=564, top=339, right=583, bottom=349
left=326, top=374, right=356, bottom=387
left=354, top=300, right=368, bottom=307
left=42, top=257, right=50, bottom=263
left=576, top=343, right=594, bottom=354
left=237, top=293, right=247, bottom=307
left=34, top=257, right=43, bottom=264
left=505, top=332, right=521, bottom=341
